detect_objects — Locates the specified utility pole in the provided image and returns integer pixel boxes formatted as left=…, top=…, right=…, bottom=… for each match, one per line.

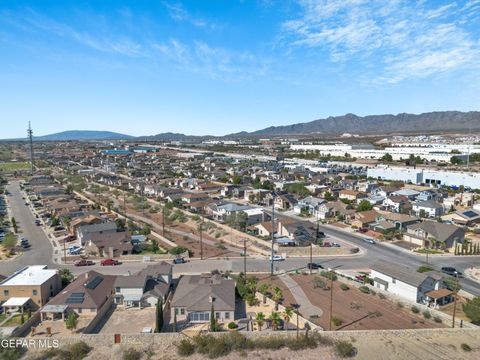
left=200, top=209, right=204, bottom=260
left=329, top=272, right=334, bottom=331
left=270, top=192, right=276, bottom=277
left=309, top=243, right=313, bottom=275
left=452, top=271, right=459, bottom=328
left=162, top=204, right=165, bottom=235
left=27, top=122, right=34, bottom=175
left=243, top=239, right=247, bottom=281
left=63, top=238, right=67, bottom=265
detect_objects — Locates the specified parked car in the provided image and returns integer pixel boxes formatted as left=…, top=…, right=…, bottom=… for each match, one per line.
left=21, top=242, right=31, bottom=249
left=74, top=259, right=95, bottom=267
left=100, top=258, right=119, bottom=266
left=269, top=255, right=285, bottom=261
left=68, top=245, right=82, bottom=255
left=362, top=238, right=376, bottom=244
left=322, top=242, right=332, bottom=247
left=331, top=242, right=341, bottom=247
left=357, top=228, right=368, bottom=233
left=173, top=257, right=186, bottom=264
left=441, top=267, right=463, bottom=277
left=307, top=262, right=324, bottom=270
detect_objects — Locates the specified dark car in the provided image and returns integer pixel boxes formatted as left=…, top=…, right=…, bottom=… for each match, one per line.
left=74, top=259, right=95, bottom=267
left=441, top=267, right=463, bottom=277
left=307, top=262, right=324, bottom=270
left=21, top=242, right=31, bottom=249
left=173, top=257, right=186, bottom=264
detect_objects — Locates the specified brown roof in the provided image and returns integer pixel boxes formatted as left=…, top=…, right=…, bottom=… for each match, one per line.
left=425, top=288, right=453, bottom=299
left=47, top=271, right=116, bottom=310
left=89, top=232, right=133, bottom=252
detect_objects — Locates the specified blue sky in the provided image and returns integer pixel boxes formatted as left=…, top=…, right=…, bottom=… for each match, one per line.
left=1, top=0, right=479, bottom=138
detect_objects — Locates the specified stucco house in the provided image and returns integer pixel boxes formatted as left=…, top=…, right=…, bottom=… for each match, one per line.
left=371, top=261, right=449, bottom=305
left=170, top=273, right=235, bottom=325
left=403, top=221, right=465, bottom=249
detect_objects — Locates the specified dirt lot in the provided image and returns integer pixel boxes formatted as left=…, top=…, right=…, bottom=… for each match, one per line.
left=99, top=307, right=156, bottom=334
left=294, top=274, right=446, bottom=330
left=260, top=274, right=446, bottom=331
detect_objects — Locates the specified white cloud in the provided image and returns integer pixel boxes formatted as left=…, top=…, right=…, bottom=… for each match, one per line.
left=163, top=2, right=215, bottom=29
left=282, top=0, right=480, bottom=83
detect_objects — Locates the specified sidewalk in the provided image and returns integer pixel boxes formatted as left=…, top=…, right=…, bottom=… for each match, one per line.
left=278, top=273, right=323, bottom=319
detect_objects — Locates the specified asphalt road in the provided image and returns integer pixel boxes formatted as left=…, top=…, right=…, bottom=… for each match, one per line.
left=1, top=180, right=55, bottom=275
left=3, top=178, right=480, bottom=296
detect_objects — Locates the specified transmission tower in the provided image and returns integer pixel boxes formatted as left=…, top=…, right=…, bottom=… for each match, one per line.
left=28, top=122, right=34, bottom=175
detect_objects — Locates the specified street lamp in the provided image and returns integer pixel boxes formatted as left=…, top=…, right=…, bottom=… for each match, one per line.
left=270, top=191, right=277, bottom=277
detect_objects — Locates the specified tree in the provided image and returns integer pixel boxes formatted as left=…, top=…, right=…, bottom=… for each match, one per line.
left=151, top=239, right=160, bottom=254
left=173, top=312, right=177, bottom=332
left=140, top=224, right=151, bottom=235
left=357, top=200, right=373, bottom=212
left=258, top=283, right=270, bottom=304
left=272, top=287, right=283, bottom=311
left=463, top=296, right=480, bottom=325
left=65, top=312, right=78, bottom=333
left=155, top=299, right=163, bottom=333
left=2, top=233, right=17, bottom=254
left=115, top=218, right=126, bottom=232
left=450, top=156, right=463, bottom=165
left=269, top=311, right=281, bottom=330
left=59, top=269, right=74, bottom=287
left=283, top=307, right=293, bottom=331
left=210, top=303, right=218, bottom=332
left=381, top=153, right=393, bottom=162
left=324, top=191, right=335, bottom=201
left=255, top=312, right=265, bottom=331
left=169, top=246, right=188, bottom=256
left=232, top=175, right=242, bottom=185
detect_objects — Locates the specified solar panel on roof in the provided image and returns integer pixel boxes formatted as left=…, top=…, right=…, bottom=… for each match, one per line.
left=463, top=210, right=478, bottom=218
left=85, top=276, right=103, bottom=290
left=66, top=292, right=84, bottom=304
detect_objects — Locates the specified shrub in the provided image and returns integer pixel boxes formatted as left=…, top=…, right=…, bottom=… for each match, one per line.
left=335, top=341, right=356, bottom=358
left=378, top=293, right=386, bottom=300
left=123, top=348, right=142, bottom=360
left=58, top=342, right=92, bottom=360
left=422, top=310, right=431, bottom=319
left=396, top=301, right=404, bottom=309
left=320, top=271, right=337, bottom=281
left=370, top=290, right=376, bottom=296
left=286, top=335, right=317, bottom=350
left=340, top=284, right=350, bottom=291
left=177, top=339, right=195, bottom=357
left=331, top=316, right=343, bottom=327
left=227, top=322, right=238, bottom=330
left=461, top=343, right=472, bottom=352
left=417, top=265, right=434, bottom=273
left=359, top=286, right=370, bottom=294
left=434, top=316, right=442, bottom=323
left=411, top=306, right=420, bottom=314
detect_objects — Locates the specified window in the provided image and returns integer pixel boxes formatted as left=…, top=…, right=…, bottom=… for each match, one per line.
left=180, top=308, right=185, bottom=315
left=3, top=290, right=8, bottom=296
left=225, top=312, right=230, bottom=319
left=175, top=308, right=179, bottom=315
left=32, top=290, right=38, bottom=296
left=216, top=312, right=220, bottom=319
left=115, top=287, right=120, bottom=293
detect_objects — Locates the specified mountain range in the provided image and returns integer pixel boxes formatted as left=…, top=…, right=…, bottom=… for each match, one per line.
left=227, top=111, right=480, bottom=137
left=4, top=111, right=480, bottom=141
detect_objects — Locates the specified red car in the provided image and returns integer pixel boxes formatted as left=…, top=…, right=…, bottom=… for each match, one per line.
left=100, top=258, right=119, bottom=266
left=74, top=259, right=95, bottom=267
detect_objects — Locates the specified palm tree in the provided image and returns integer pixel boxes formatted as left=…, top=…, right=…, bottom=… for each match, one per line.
left=258, top=283, right=270, bottom=304
left=272, top=287, right=283, bottom=311
left=246, top=276, right=258, bottom=294
left=283, top=307, right=293, bottom=331
left=255, top=312, right=266, bottom=331
left=269, top=311, right=281, bottom=331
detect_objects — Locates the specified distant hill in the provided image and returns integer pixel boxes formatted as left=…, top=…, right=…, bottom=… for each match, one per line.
left=228, top=111, right=480, bottom=137
left=32, top=130, right=134, bottom=141
left=141, top=132, right=213, bottom=141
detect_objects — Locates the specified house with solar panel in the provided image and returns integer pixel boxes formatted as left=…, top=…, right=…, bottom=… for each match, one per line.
left=441, top=208, right=480, bottom=227
left=41, top=271, right=116, bottom=322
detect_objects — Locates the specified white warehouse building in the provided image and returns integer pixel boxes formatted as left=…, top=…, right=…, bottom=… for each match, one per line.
left=367, top=165, right=480, bottom=189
